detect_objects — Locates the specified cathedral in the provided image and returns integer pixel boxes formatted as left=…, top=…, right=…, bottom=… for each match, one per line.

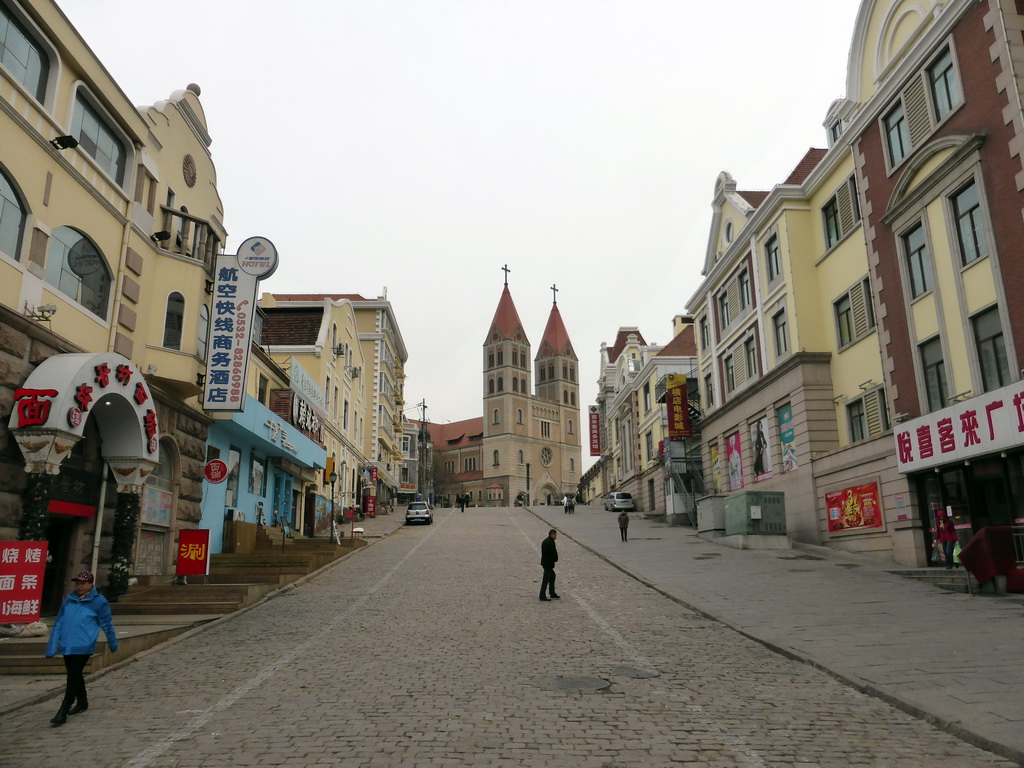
left=425, top=276, right=582, bottom=506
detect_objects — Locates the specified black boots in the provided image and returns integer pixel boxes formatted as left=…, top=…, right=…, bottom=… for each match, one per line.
left=68, top=700, right=88, bottom=715
left=50, top=706, right=69, bottom=727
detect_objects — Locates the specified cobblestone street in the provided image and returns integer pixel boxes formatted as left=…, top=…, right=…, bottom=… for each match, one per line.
left=1, top=507, right=1016, bottom=768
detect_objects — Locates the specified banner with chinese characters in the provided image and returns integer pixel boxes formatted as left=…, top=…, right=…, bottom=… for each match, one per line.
left=0, top=541, right=48, bottom=623
left=175, top=529, right=210, bottom=577
left=666, top=374, right=692, bottom=439
left=826, top=483, right=883, bottom=533
left=589, top=406, right=601, bottom=456
left=202, top=237, right=279, bottom=412
left=777, top=403, right=798, bottom=472
left=895, top=381, right=1024, bottom=473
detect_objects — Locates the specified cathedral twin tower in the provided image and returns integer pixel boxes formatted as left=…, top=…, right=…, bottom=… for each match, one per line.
left=481, top=275, right=582, bottom=505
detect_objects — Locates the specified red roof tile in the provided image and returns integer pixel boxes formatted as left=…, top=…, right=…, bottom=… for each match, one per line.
left=538, top=302, right=575, bottom=359
left=737, top=190, right=770, bottom=208
left=656, top=324, right=697, bottom=357
left=415, top=417, right=484, bottom=447
left=783, top=148, right=828, bottom=186
left=607, top=328, right=647, bottom=364
left=487, top=285, right=527, bottom=342
left=261, top=307, right=323, bottom=345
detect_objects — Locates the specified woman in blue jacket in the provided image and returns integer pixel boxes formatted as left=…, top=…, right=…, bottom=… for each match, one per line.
left=45, top=571, right=118, bottom=727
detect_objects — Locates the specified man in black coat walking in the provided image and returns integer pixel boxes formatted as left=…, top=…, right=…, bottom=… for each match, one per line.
left=539, top=529, right=560, bottom=601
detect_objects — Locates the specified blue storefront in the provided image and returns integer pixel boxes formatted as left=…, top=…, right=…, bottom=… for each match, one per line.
left=201, top=395, right=326, bottom=553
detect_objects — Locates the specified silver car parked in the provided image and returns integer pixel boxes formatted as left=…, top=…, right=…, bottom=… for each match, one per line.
left=603, top=492, right=635, bottom=511
left=405, top=501, right=433, bottom=525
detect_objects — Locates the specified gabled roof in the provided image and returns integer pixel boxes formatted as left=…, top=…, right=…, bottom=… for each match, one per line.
left=537, top=302, right=575, bottom=360
left=783, top=148, right=828, bottom=186
left=271, top=293, right=370, bottom=303
left=606, top=327, right=647, bottom=364
left=487, top=285, right=528, bottom=342
left=261, top=307, right=323, bottom=345
left=656, top=323, right=696, bottom=357
left=415, top=417, right=484, bottom=448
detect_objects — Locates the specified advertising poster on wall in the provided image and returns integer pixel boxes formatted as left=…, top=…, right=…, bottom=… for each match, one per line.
left=726, top=432, right=744, bottom=490
left=710, top=443, right=727, bottom=493
left=777, top=403, right=798, bottom=472
left=0, top=541, right=47, bottom=623
left=826, top=482, right=883, bottom=533
left=750, top=416, right=773, bottom=482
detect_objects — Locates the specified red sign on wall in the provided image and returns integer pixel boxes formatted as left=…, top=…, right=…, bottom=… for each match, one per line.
left=589, top=407, right=601, bottom=456
left=666, top=374, right=692, bottom=439
left=365, top=496, right=377, bottom=517
left=204, top=460, right=228, bottom=484
left=826, top=483, right=883, bottom=534
left=0, top=541, right=48, bottom=623
left=176, top=530, right=211, bottom=576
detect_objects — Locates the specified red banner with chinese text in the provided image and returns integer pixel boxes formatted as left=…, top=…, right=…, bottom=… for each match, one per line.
left=176, top=529, right=210, bottom=576
left=589, top=408, right=601, bottom=456
left=0, top=541, right=48, bottom=623
left=666, top=374, right=692, bottom=439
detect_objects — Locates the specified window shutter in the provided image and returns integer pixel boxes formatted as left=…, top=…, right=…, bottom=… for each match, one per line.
left=865, top=390, right=883, bottom=436
left=904, top=77, right=932, bottom=147
left=727, top=280, right=740, bottom=323
left=734, top=345, right=747, bottom=385
left=850, top=280, right=870, bottom=338
left=836, top=182, right=855, bottom=236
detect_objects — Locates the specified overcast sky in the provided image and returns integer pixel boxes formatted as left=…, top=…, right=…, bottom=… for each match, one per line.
left=59, top=0, right=862, bottom=466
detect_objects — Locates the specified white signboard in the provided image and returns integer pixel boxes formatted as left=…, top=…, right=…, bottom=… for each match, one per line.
left=894, top=380, right=1024, bottom=473
left=202, top=237, right=278, bottom=412
left=289, top=357, right=327, bottom=417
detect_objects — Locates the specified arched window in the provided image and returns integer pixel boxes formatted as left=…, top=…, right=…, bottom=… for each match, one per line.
left=570, top=392, right=576, bottom=405
left=493, top=450, right=500, bottom=466
left=196, top=304, right=210, bottom=359
left=570, top=458, right=575, bottom=471
left=512, top=349, right=518, bottom=365
left=563, top=390, right=568, bottom=404
left=548, top=364, right=554, bottom=379
left=72, top=90, right=127, bottom=184
left=493, top=409, right=499, bottom=424
left=517, top=409, right=523, bottom=424
left=567, top=420, right=573, bottom=434
left=518, top=450, right=524, bottom=464
left=44, top=227, right=112, bottom=318
left=513, top=378, right=518, bottom=392
left=0, top=5, right=49, bottom=102
left=521, top=378, right=527, bottom=392
left=0, top=169, right=27, bottom=261
left=488, top=352, right=494, bottom=368
left=488, top=380, right=495, bottom=394
left=497, top=377, right=503, bottom=391
left=497, top=350, right=503, bottom=364
left=163, top=292, right=185, bottom=349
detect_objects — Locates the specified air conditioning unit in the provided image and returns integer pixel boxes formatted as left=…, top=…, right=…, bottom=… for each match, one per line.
left=226, top=508, right=245, bottom=522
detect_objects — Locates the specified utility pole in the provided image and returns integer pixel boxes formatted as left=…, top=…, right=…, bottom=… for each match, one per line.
left=417, top=399, right=427, bottom=502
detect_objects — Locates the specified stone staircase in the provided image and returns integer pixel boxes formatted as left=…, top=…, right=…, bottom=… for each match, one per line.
left=887, top=567, right=975, bottom=594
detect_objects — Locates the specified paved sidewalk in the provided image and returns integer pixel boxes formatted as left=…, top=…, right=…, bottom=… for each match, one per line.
left=530, top=504, right=1024, bottom=765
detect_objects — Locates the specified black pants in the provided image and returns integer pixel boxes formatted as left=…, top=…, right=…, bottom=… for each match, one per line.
left=620, top=527, right=628, bottom=541
left=540, top=566, right=556, bottom=598
left=60, top=654, right=90, bottom=709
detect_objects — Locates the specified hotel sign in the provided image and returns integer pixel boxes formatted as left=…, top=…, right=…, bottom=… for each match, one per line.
left=895, top=381, right=1024, bottom=473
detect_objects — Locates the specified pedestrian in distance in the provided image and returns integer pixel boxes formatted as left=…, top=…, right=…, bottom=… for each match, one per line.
left=539, top=529, right=560, bottom=601
left=937, top=514, right=958, bottom=569
left=459, top=493, right=466, bottom=513
left=562, top=494, right=571, bottom=514
left=618, top=510, right=629, bottom=542
left=45, top=571, right=118, bottom=727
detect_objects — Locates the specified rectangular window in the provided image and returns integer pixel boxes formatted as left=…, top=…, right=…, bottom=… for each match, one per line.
left=704, top=373, right=714, bottom=408
left=541, top=422, right=551, bottom=438
left=920, top=338, right=947, bottom=412
left=847, top=399, right=867, bottom=442
left=744, top=338, right=757, bottom=379
left=884, top=102, right=910, bottom=166
left=718, top=292, right=731, bottom=328
left=902, top=224, right=932, bottom=298
left=835, top=295, right=854, bottom=347
left=928, top=47, right=962, bottom=121
left=643, top=382, right=651, bottom=413
left=71, top=92, right=127, bottom=184
left=645, top=431, right=654, bottom=462
left=257, top=374, right=269, bottom=405
left=773, top=310, right=788, bottom=357
left=973, top=307, right=1010, bottom=392
left=226, top=446, right=241, bottom=507
left=700, top=316, right=710, bottom=349
left=738, top=269, right=751, bottom=309
left=951, top=179, right=987, bottom=266
left=765, top=235, right=780, bottom=282
left=724, top=355, right=735, bottom=393
left=823, top=198, right=841, bottom=248
left=249, top=454, right=267, bottom=496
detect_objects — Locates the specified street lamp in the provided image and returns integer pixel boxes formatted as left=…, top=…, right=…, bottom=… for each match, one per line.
left=329, top=471, right=338, bottom=541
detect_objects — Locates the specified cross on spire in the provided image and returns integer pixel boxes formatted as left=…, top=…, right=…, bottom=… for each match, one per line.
left=550, top=283, right=558, bottom=304
left=502, top=264, right=511, bottom=286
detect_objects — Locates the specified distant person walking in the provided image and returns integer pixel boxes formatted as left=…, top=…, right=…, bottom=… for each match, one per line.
left=45, top=571, right=118, bottom=727
left=937, top=515, right=957, bottom=569
left=459, top=493, right=467, bottom=513
left=562, top=495, right=572, bottom=514
left=618, top=511, right=630, bottom=542
left=539, top=529, right=560, bottom=601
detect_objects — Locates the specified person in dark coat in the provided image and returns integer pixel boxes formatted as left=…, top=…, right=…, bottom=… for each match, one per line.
left=45, top=571, right=118, bottom=726
left=539, top=529, right=560, bottom=601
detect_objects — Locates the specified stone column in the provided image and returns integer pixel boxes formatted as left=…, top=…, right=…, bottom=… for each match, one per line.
left=105, top=459, right=157, bottom=600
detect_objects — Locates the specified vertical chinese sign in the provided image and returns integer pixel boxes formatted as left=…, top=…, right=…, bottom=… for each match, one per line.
left=666, top=374, right=692, bottom=440
left=0, top=542, right=48, bottom=623
left=588, top=406, right=601, bottom=456
left=176, top=530, right=211, bottom=577
left=202, top=237, right=279, bottom=413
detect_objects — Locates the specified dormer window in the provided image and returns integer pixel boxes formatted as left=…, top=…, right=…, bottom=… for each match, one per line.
left=724, top=221, right=734, bottom=244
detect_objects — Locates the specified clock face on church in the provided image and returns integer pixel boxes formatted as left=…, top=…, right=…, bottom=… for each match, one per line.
left=540, top=447, right=553, bottom=466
